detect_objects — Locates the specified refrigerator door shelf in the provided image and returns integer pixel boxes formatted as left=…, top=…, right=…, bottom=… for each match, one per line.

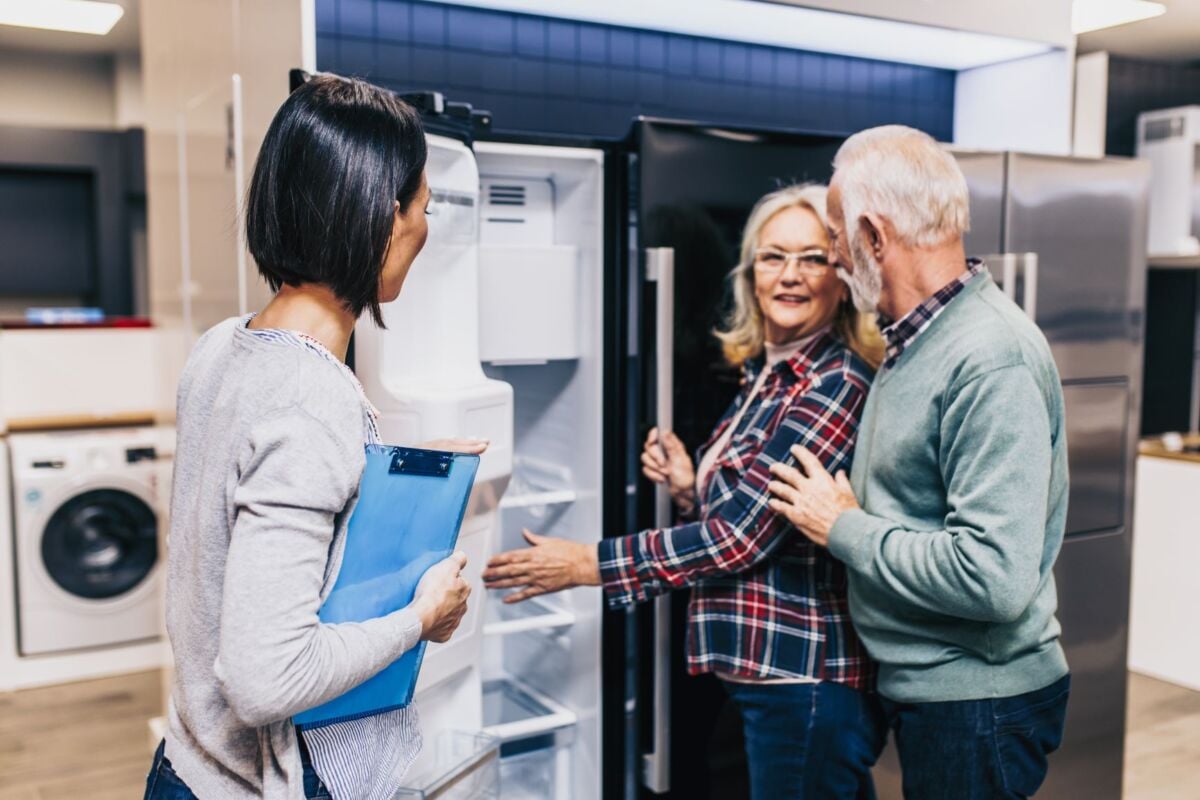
left=483, top=596, right=576, bottom=636
left=497, top=457, right=577, bottom=512
left=481, top=677, right=578, bottom=744
left=394, top=730, right=500, bottom=800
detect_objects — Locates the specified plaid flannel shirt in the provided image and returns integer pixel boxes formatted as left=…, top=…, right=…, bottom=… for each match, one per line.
left=880, top=258, right=987, bottom=370
left=597, top=332, right=876, bottom=687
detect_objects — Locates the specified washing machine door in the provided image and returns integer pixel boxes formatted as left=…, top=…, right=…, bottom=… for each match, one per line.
left=41, top=488, right=158, bottom=600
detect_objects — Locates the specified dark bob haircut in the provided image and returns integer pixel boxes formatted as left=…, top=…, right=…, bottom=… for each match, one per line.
left=245, top=73, right=427, bottom=327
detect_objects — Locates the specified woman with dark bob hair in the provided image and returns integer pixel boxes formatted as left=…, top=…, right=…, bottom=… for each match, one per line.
left=144, top=75, right=478, bottom=800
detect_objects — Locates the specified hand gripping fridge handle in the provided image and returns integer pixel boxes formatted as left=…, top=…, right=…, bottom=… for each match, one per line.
left=643, top=247, right=674, bottom=794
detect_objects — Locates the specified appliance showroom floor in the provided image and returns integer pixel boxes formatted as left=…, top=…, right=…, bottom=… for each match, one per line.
left=0, top=671, right=1197, bottom=799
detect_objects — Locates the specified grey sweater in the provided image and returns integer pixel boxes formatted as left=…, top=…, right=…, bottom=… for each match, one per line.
left=164, top=318, right=422, bottom=799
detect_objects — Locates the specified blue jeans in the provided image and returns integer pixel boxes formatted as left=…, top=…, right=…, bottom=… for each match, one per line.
left=144, top=738, right=332, bottom=799
left=881, top=674, right=1071, bottom=800
left=722, top=679, right=887, bottom=800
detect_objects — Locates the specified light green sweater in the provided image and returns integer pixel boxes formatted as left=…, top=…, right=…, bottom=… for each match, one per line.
left=828, top=272, right=1069, bottom=703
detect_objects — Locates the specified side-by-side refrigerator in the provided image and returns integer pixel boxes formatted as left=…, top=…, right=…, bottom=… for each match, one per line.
left=350, top=95, right=1147, bottom=799
left=949, top=151, right=1150, bottom=800
left=351, top=108, right=846, bottom=799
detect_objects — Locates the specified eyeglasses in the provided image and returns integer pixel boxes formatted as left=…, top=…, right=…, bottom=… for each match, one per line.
left=752, top=247, right=832, bottom=276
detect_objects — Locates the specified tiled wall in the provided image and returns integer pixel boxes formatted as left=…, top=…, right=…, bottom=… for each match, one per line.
left=316, top=0, right=956, bottom=140
left=1106, top=55, right=1200, bottom=156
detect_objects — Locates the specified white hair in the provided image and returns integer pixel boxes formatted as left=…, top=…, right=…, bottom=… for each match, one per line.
left=832, top=125, right=969, bottom=249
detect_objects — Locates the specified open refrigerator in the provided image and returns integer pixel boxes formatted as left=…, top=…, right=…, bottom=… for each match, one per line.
left=353, top=132, right=609, bottom=799
left=351, top=101, right=851, bottom=800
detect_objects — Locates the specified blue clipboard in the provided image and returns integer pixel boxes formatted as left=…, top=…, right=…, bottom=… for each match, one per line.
left=294, top=445, right=479, bottom=730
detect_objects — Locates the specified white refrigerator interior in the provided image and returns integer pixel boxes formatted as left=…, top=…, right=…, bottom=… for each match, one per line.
left=354, top=135, right=605, bottom=799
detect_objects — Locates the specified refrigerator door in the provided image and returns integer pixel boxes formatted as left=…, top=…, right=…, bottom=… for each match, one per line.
left=951, top=149, right=1006, bottom=258
left=1003, top=155, right=1148, bottom=800
left=1004, top=153, right=1151, bottom=383
left=627, top=119, right=844, bottom=800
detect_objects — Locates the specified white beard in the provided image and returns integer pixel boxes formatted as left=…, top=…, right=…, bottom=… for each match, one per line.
left=839, top=235, right=883, bottom=313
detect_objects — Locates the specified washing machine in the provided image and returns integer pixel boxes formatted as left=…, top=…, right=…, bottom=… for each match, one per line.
left=8, top=426, right=171, bottom=656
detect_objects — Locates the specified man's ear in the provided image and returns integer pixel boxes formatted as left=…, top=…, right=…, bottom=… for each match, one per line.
left=859, top=212, right=888, bottom=259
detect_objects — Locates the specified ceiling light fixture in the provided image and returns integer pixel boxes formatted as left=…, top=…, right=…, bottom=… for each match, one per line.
left=1072, top=0, right=1166, bottom=34
left=427, top=0, right=1053, bottom=71
left=0, top=0, right=125, bottom=36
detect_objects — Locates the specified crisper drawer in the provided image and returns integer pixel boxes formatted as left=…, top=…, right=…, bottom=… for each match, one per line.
left=393, top=731, right=500, bottom=800
left=1063, top=380, right=1130, bottom=536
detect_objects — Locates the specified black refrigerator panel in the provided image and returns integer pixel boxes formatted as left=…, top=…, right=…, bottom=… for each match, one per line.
left=634, top=119, right=845, bottom=454
left=628, top=119, right=845, bottom=800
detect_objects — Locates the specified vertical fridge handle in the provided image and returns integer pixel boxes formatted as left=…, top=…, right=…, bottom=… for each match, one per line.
left=1001, top=253, right=1018, bottom=303
left=1021, top=252, right=1039, bottom=322
left=643, top=246, right=674, bottom=794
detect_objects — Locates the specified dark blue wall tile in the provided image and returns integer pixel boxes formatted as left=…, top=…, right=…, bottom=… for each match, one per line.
left=609, top=29, right=637, bottom=67
left=410, top=3, right=445, bottom=46
left=695, top=40, right=722, bottom=80
left=317, top=0, right=955, bottom=140
left=446, top=50, right=484, bottom=88
left=579, top=26, right=607, bottom=64
left=445, top=8, right=480, bottom=51
left=409, top=45, right=447, bottom=85
left=340, top=0, right=375, bottom=38
left=636, top=32, right=665, bottom=71
left=637, top=71, right=666, bottom=105
left=775, top=50, right=800, bottom=88
left=339, top=38, right=376, bottom=77
left=317, top=0, right=338, bottom=35
left=514, top=59, right=547, bottom=95
left=666, top=37, right=693, bottom=77
left=316, top=34, right=340, bottom=68
left=480, top=55, right=515, bottom=92
left=578, top=64, right=609, bottom=100
left=547, top=20, right=577, bottom=61
left=721, top=43, right=749, bottom=83
left=515, top=17, right=545, bottom=57
left=545, top=62, right=577, bottom=97
left=377, top=41, right=411, bottom=80
left=749, top=49, right=774, bottom=85
left=376, top=1, right=409, bottom=42
left=608, top=67, right=638, bottom=102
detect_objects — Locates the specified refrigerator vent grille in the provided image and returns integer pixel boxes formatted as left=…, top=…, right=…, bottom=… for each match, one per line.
left=488, top=185, right=526, bottom=206
left=1143, top=116, right=1185, bottom=143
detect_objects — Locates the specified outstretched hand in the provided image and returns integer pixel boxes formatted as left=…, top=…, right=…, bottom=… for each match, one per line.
left=482, top=530, right=601, bottom=604
left=767, top=445, right=860, bottom=547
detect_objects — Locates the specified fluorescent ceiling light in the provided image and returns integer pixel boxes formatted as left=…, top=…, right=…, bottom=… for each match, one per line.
left=1072, top=0, right=1166, bottom=34
left=0, top=0, right=125, bottom=36
left=428, top=0, right=1054, bottom=71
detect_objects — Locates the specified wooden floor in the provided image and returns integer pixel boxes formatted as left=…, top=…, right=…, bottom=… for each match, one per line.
left=0, top=670, right=1197, bottom=798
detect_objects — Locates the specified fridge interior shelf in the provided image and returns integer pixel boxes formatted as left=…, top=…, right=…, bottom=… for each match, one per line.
left=393, top=730, right=500, bottom=799
left=498, top=457, right=577, bottom=511
left=483, top=595, right=576, bottom=636
left=481, top=677, right=577, bottom=743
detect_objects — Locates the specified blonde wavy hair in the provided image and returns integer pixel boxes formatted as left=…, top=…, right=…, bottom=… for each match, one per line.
left=714, top=183, right=884, bottom=369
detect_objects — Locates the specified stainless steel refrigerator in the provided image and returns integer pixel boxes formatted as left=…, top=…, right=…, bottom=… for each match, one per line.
left=939, top=151, right=1150, bottom=800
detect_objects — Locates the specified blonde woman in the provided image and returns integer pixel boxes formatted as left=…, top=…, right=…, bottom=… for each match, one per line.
left=483, top=184, right=885, bottom=799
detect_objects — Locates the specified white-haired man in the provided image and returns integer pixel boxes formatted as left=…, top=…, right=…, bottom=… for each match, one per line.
left=767, top=125, right=1070, bottom=799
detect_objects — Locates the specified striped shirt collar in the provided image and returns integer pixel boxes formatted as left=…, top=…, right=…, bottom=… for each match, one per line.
left=879, top=258, right=986, bottom=371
